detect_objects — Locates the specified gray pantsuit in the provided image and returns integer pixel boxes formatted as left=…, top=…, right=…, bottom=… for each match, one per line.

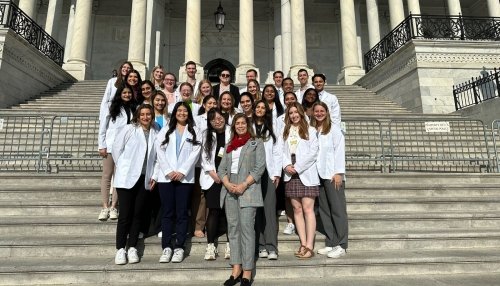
left=255, top=171, right=278, bottom=252
left=225, top=191, right=257, bottom=270
left=319, top=179, right=348, bottom=249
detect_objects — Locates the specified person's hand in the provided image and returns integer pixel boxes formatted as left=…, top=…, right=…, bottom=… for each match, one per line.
left=285, top=165, right=296, bottom=175
left=273, top=177, right=280, bottom=188
left=98, top=148, right=107, bottom=158
left=232, top=183, right=247, bottom=195
left=149, top=179, right=156, bottom=190
left=331, top=174, right=343, bottom=190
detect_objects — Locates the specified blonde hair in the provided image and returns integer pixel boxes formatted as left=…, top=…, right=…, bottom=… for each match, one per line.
left=247, top=79, right=261, bottom=101
left=283, top=102, right=309, bottom=140
left=309, top=102, right=331, bottom=135
left=194, top=79, right=213, bottom=104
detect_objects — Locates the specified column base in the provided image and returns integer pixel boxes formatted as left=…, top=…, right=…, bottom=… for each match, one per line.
left=337, top=67, right=365, bottom=85
left=289, top=65, right=314, bottom=84
left=235, top=65, right=259, bottom=86
left=178, top=62, right=204, bottom=83
left=130, top=61, right=147, bottom=80
left=264, top=71, right=275, bottom=85
left=62, top=62, right=90, bottom=80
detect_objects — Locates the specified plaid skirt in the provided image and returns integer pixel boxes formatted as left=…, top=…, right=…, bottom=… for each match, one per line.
left=285, top=178, right=319, bottom=198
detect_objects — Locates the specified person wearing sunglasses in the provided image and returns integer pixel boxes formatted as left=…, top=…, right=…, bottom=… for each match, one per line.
left=213, top=68, right=241, bottom=104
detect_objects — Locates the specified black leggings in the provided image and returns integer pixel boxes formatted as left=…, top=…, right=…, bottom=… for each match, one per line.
left=206, top=208, right=228, bottom=243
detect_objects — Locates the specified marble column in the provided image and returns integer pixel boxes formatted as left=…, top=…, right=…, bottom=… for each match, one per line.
left=407, top=0, right=421, bottom=15
left=236, top=0, right=258, bottom=84
left=128, top=0, right=147, bottom=78
left=366, top=0, right=381, bottom=48
left=487, top=0, right=500, bottom=17
left=388, top=0, right=405, bottom=29
left=281, top=0, right=292, bottom=77
left=337, top=0, right=364, bottom=85
left=62, top=0, right=93, bottom=80
left=447, top=0, right=461, bottom=15
left=63, top=0, right=76, bottom=63
left=179, top=0, right=203, bottom=82
left=18, top=0, right=37, bottom=19
left=45, top=0, right=62, bottom=38
left=289, top=0, right=312, bottom=81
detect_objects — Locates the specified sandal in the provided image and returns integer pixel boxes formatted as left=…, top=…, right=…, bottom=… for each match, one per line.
left=294, top=245, right=306, bottom=257
left=297, top=247, right=315, bottom=259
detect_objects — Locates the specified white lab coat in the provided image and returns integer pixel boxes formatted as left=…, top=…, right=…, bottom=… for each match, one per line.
left=319, top=90, right=341, bottom=127
left=281, top=126, right=319, bottom=186
left=316, top=125, right=345, bottom=179
left=99, top=77, right=117, bottom=122
left=98, top=107, right=132, bottom=153
left=199, top=126, right=231, bottom=190
left=252, top=123, right=282, bottom=180
left=295, top=84, right=314, bottom=103
left=154, top=124, right=202, bottom=184
left=112, top=124, right=159, bottom=190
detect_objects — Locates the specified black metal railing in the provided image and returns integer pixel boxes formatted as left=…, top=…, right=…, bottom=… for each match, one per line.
left=453, top=67, right=500, bottom=110
left=0, top=0, right=64, bottom=65
left=364, top=14, right=500, bottom=72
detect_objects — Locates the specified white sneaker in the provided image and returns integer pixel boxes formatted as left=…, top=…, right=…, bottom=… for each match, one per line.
left=115, top=248, right=127, bottom=265
left=204, top=243, right=217, bottom=261
left=283, top=223, right=295, bottom=235
left=327, top=246, right=346, bottom=259
left=157, top=231, right=162, bottom=238
left=128, top=247, right=139, bottom=264
left=159, top=247, right=172, bottom=263
left=171, top=248, right=184, bottom=263
left=317, top=246, right=334, bottom=255
left=224, top=242, right=230, bottom=259
left=98, top=208, right=109, bottom=221
left=109, top=208, right=119, bottom=220
left=258, top=249, right=268, bottom=258
left=267, top=251, right=278, bottom=260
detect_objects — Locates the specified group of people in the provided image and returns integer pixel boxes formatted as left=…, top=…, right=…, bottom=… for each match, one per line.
left=98, top=60, right=347, bottom=286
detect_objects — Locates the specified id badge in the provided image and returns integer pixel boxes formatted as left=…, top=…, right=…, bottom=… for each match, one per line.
left=217, top=147, right=225, bottom=157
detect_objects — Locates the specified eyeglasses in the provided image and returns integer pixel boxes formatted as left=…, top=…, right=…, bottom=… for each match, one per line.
left=220, top=74, right=230, bottom=78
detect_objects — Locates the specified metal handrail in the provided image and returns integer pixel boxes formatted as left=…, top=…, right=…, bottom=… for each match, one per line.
left=0, top=1, right=64, bottom=65
left=492, top=119, right=500, bottom=172
left=453, top=67, right=500, bottom=110
left=364, top=14, right=500, bottom=72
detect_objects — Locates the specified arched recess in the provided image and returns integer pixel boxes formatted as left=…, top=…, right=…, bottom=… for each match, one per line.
left=204, top=58, right=236, bottom=83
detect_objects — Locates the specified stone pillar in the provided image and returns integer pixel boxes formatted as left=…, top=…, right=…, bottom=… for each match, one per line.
left=388, top=0, right=405, bottom=29
left=62, top=0, right=93, bottom=80
left=407, top=0, right=421, bottom=15
left=337, top=0, right=364, bottom=85
left=179, top=0, right=203, bottom=82
left=45, top=0, right=62, bottom=38
left=366, top=0, right=381, bottom=48
left=281, top=0, right=292, bottom=77
left=128, top=0, right=147, bottom=78
left=236, top=0, right=258, bottom=85
left=63, top=0, right=76, bottom=63
left=274, top=0, right=282, bottom=72
left=18, top=0, right=37, bottom=19
left=289, top=0, right=312, bottom=80
left=447, top=0, right=461, bottom=15
left=487, top=0, right=500, bottom=17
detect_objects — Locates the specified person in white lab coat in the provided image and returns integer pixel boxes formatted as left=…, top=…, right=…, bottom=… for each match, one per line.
left=253, top=100, right=282, bottom=260
left=280, top=102, right=319, bottom=259
left=111, top=104, right=159, bottom=265
left=310, top=102, right=348, bottom=259
left=97, top=83, right=135, bottom=221
left=155, top=101, right=202, bottom=263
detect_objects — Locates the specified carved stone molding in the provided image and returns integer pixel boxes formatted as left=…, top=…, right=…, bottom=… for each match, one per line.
left=415, top=53, right=500, bottom=64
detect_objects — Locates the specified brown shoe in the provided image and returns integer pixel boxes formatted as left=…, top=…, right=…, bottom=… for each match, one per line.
left=294, top=245, right=306, bottom=257
left=297, top=247, right=315, bottom=259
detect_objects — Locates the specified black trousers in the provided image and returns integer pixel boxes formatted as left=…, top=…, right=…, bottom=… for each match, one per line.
left=115, top=175, right=148, bottom=249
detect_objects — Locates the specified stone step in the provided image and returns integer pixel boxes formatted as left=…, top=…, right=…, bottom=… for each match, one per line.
left=1, top=228, right=499, bottom=258
left=0, top=248, right=499, bottom=285
left=1, top=211, right=499, bottom=236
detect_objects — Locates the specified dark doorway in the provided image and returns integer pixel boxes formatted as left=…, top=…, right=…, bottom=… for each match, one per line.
left=204, top=58, right=236, bottom=83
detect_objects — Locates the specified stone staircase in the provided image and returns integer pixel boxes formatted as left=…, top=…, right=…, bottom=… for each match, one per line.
left=0, top=80, right=500, bottom=285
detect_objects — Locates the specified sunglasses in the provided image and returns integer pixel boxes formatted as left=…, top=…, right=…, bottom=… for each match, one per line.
left=221, top=74, right=231, bottom=78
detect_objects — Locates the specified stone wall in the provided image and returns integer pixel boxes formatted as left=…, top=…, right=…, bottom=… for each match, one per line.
left=0, top=29, right=75, bottom=108
left=355, top=40, right=500, bottom=114
left=453, top=97, right=500, bottom=127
